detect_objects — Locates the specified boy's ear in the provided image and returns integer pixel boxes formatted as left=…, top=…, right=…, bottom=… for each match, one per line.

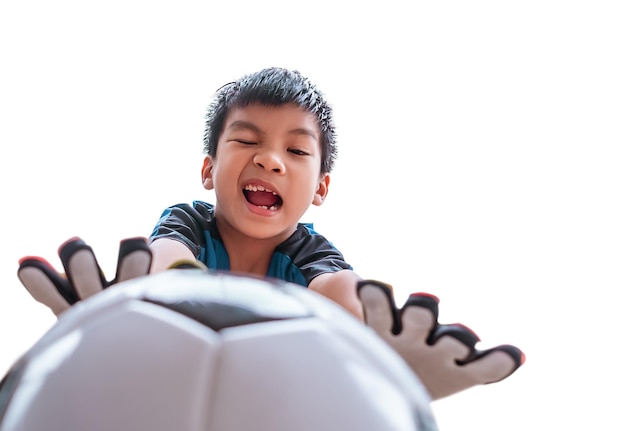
left=201, top=156, right=215, bottom=190
left=312, top=173, right=330, bottom=206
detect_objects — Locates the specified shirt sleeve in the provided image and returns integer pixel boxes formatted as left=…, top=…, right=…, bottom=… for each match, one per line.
left=148, top=202, right=214, bottom=258
left=275, top=224, right=352, bottom=284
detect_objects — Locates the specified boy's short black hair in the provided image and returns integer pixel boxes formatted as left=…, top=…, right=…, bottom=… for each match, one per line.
left=203, top=67, right=337, bottom=174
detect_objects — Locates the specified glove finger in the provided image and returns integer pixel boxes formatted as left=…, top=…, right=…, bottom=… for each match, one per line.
left=385, top=306, right=440, bottom=385
left=403, top=292, right=440, bottom=321
left=59, top=238, right=106, bottom=300
left=391, top=307, right=437, bottom=354
left=425, top=347, right=522, bottom=400
left=388, top=294, right=440, bottom=365
left=115, top=237, right=152, bottom=283
left=393, top=305, right=481, bottom=400
left=460, top=344, right=526, bottom=383
left=396, top=293, right=440, bottom=342
left=411, top=333, right=478, bottom=400
left=430, top=322, right=480, bottom=350
left=357, top=280, right=400, bottom=335
left=419, top=328, right=523, bottom=400
left=389, top=319, right=474, bottom=398
left=17, top=257, right=75, bottom=316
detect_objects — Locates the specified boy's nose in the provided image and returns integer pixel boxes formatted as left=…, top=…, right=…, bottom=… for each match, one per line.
left=253, top=151, right=285, bottom=174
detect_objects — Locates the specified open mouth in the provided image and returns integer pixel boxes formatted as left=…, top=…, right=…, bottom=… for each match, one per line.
left=243, top=184, right=283, bottom=211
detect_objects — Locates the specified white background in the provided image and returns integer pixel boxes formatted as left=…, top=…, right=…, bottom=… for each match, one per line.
left=1, top=1, right=625, bottom=429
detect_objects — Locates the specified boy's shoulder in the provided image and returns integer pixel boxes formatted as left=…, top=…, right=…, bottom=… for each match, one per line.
left=165, top=201, right=215, bottom=219
left=281, top=223, right=340, bottom=252
left=190, top=200, right=215, bottom=216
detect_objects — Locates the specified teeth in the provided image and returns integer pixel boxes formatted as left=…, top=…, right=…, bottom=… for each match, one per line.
left=258, top=205, right=279, bottom=211
left=244, top=184, right=277, bottom=195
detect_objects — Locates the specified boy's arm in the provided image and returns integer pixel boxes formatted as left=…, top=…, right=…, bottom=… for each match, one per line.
left=148, top=238, right=196, bottom=273
left=308, top=269, right=364, bottom=321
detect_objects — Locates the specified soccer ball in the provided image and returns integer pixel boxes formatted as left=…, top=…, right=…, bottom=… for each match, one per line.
left=0, top=270, right=437, bottom=430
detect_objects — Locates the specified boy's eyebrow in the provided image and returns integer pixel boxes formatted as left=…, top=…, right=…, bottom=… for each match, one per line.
left=227, top=120, right=318, bottom=140
left=228, top=120, right=263, bottom=135
left=290, top=127, right=319, bottom=141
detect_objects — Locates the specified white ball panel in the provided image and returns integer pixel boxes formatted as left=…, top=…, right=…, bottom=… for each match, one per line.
left=211, top=318, right=421, bottom=431
left=3, top=300, right=221, bottom=431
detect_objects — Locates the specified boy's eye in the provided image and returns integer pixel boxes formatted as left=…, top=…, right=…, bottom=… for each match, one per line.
left=289, top=149, right=309, bottom=156
left=236, top=139, right=256, bottom=145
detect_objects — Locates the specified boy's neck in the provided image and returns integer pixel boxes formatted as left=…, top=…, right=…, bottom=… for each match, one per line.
left=216, top=218, right=295, bottom=277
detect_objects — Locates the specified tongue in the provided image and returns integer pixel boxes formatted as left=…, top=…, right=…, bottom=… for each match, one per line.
left=245, top=190, right=280, bottom=207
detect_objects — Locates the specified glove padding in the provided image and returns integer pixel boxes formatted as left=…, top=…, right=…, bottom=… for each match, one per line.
left=357, top=280, right=525, bottom=401
left=18, top=236, right=152, bottom=317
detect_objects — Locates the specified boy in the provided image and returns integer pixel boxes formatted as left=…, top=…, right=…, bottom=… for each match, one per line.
left=17, top=67, right=524, bottom=401
left=148, top=67, right=365, bottom=320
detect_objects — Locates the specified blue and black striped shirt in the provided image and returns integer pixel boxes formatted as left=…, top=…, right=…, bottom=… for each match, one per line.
left=149, top=201, right=351, bottom=287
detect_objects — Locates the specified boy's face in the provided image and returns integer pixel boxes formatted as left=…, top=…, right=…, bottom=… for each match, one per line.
left=202, top=103, right=329, bottom=241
